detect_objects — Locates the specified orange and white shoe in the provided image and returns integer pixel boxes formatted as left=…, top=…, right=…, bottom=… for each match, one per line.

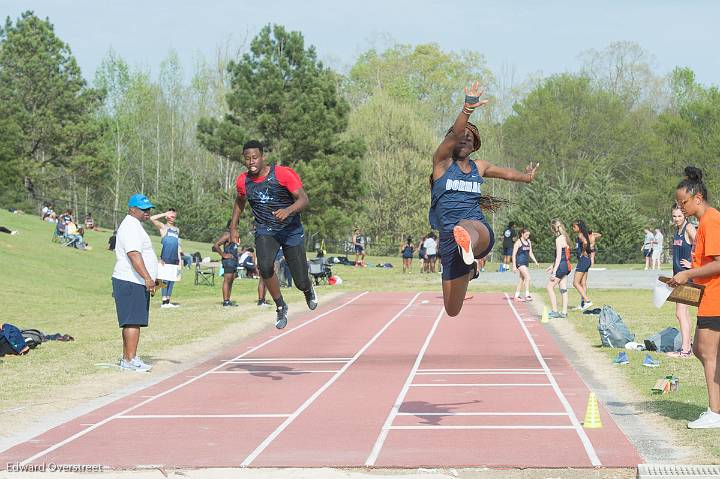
left=453, top=225, right=475, bottom=266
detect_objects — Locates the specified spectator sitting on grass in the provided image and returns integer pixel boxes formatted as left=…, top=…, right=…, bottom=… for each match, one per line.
left=65, top=221, right=88, bottom=249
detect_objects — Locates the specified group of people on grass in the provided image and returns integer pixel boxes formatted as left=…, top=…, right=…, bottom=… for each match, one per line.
left=642, top=226, right=666, bottom=270
left=505, top=220, right=598, bottom=318
left=50, top=209, right=96, bottom=250
left=399, top=233, right=441, bottom=274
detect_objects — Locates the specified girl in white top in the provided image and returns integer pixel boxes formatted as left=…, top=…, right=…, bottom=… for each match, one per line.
left=642, top=228, right=654, bottom=270
left=423, top=233, right=438, bottom=273
left=652, top=228, right=664, bottom=270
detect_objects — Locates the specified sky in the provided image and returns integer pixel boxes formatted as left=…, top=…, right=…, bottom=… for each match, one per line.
left=5, top=0, right=719, bottom=86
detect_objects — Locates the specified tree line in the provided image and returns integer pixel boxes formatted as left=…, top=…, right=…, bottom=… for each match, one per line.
left=1, top=12, right=718, bottom=261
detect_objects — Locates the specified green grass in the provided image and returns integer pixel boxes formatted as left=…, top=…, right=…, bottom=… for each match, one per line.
left=543, top=288, right=719, bottom=461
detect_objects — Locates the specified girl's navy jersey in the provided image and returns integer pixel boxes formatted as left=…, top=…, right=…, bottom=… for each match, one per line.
left=516, top=239, right=531, bottom=266
left=402, top=244, right=414, bottom=258
left=672, top=222, right=692, bottom=275
left=236, top=165, right=303, bottom=236
left=223, top=238, right=239, bottom=261
left=576, top=238, right=590, bottom=259
left=160, top=226, right=180, bottom=264
left=429, top=160, right=487, bottom=232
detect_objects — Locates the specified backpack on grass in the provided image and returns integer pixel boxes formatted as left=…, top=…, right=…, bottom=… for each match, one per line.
left=644, top=327, right=682, bottom=353
left=597, top=306, right=635, bottom=348
left=1, top=323, right=29, bottom=355
left=21, top=329, right=46, bottom=349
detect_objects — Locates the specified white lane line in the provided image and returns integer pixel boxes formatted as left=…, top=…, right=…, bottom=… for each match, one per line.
left=221, top=360, right=347, bottom=366
left=415, top=371, right=547, bottom=375
left=365, top=305, right=445, bottom=466
left=209, top=370, right=339, bottom=374
left=222, top=357, right=351, bottom=362
left=13, top=291, right=369, bottom=465
left=388, top=425, right=575, bottom=430
left=241, top=292, right=423, bottom=467
left=504, top=293, right=601, bottom=466
left=409, top=383, right=552, bottom=387
left=418, top=368, right=545, bottom=374
left=118, top=414, right=290, bottom=419
left=396, top=412, right=568, bottom=416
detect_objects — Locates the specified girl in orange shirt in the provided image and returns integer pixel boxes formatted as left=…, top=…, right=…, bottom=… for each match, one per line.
left=670, top=166, right=720, bottom=429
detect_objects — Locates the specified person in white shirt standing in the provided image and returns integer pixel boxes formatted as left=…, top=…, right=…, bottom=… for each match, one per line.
left=652, top=228, right=664, bottom=270
left=423, top=232, right=438, bottom=273
left=112, top=194, right=158, bottom=372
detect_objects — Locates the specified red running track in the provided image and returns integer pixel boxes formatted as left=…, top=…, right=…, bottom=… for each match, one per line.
left=0, top=291, right=641, bottom=469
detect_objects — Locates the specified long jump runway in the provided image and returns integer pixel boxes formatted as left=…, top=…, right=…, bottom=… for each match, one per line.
left=0, top=292, right=641, bottom=469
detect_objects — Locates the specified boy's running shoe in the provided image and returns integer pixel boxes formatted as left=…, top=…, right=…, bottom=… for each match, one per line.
left=275, top=304, right=289, bottom=329
left=304, top=285, right=318, bottom=310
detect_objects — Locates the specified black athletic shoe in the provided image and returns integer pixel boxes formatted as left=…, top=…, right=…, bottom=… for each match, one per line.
left=223, top=300, right=238, bottom=307
left=304, top=285, right=318, bottom=310
left=275, top=304, right=289, bottom=329
left=470, top=260, right=480, bottom=280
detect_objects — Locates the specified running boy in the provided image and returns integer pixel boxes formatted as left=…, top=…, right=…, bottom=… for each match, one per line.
left=229, top=140, right=317, bottom=329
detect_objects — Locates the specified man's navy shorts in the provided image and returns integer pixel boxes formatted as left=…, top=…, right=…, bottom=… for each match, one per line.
left=112, top=278, right=150, bottom=328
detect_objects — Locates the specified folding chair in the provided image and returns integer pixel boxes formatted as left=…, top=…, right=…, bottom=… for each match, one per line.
left=308, top=259, right=331, bottom=285
left=195, top=263, right=216, bottom=286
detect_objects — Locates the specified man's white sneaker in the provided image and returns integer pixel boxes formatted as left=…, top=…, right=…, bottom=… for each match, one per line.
left=119, top=358, right=150, bottom=372
left=161, top=303, right=179, bottom=309
left=131, top=357, right=153, bottom=372
left=688, top=408, right=720, bottom=429
left=580, top=301, right=593, bottom=311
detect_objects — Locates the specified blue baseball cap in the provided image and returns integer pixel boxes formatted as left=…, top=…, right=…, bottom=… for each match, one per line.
left=128, top=194, right=154, bottom=210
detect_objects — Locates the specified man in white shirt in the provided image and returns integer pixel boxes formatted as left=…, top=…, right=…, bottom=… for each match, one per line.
left=112, top=194, right=159, bottom=372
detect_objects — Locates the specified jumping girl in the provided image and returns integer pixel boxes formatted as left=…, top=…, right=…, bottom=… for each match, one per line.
left=512, top=228, right=539, bottom=301
left=571, top=220, right=592, bottom=310
left=546, top=219, right=573, bottom=318
left=430, top=81, right=538, bottom=316
left=669, top=204, right=696, bottom=358
left=401, top=237, right=415, bottom=273
left=669, top=167, right=720, bottom=428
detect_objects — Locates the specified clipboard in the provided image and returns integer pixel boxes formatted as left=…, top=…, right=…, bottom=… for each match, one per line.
left=157, top=263, right=180, bottom=282
left=659, top=276, right=705, bottom=307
